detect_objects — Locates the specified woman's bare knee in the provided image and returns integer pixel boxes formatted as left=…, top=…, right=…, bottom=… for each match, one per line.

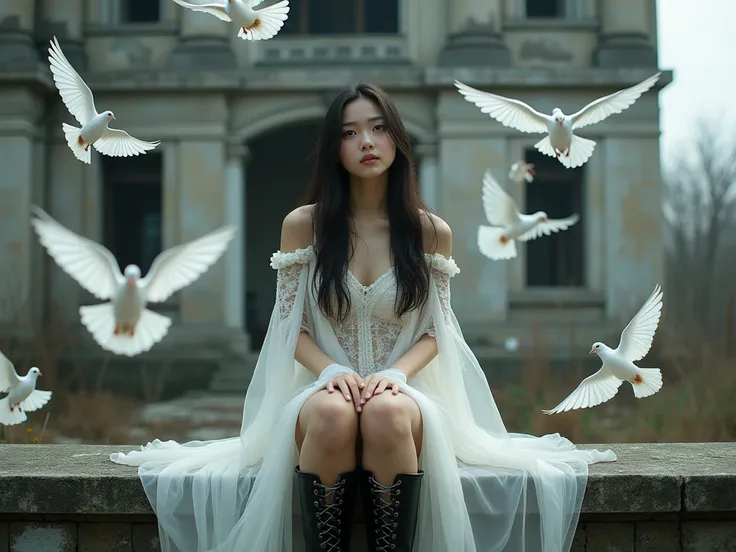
left=298, top=391, right=359, bottom=452
left=360, top=393, right=417, bottom=450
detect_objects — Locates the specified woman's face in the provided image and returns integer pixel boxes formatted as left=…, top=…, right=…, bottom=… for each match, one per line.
left=339, top=97, right=396, bottom=180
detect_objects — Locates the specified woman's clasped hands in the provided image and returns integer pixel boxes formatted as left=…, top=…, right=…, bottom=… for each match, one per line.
left=319, top=363, right=407, bottom=413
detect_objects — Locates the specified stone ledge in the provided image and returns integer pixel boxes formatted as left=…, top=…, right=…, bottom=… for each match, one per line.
left=0, top=443, right=734, bottom=517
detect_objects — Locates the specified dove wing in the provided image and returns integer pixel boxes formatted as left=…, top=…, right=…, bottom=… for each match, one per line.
left=141, top=225, right=237, bottom=303
left=455, top=80, right=550, bottom=134
left=0, top=350, right=20, bottom=393
left=518, top=213, right=580, bottom=242
left=615, top=284, right=663, bottom=362
left=170, top=0, right=232, bottom=21
left=481, top=170, right=519, bottom=227
left=93, top=128, right=161, bottom=158
left=47, top=37, right=98, bottom=126
left=542, top=366, right=623, bottom=415
left=21, top=390, right=53, bottom=412
left=30, top=206, right=124, bottom=300
left=570, top=72, right=661, bottom=130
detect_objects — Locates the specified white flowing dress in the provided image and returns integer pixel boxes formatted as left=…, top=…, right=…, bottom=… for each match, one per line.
left=110, top=246, right=616, bottom=552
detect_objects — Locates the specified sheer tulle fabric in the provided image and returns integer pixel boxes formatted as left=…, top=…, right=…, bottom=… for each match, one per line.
left=110, top=246, right=616, bottom=552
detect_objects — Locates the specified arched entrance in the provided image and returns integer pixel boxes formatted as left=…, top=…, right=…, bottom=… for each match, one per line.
left=245, top=120, right=322, bottom=348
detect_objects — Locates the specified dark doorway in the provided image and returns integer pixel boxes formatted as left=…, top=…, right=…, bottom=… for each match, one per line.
left=523, top=148, right=584, bottom=287
left=245, top=121, right=321, bottom=348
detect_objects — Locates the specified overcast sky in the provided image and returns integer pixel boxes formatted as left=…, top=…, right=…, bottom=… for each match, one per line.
left=656, top=0, right=736, bottom=167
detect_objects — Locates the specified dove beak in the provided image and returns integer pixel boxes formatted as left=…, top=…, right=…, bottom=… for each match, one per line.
left=127, top=277, right=135, bottom=286
left=37, top=371, right=43, bottom=377
left=588, top=348, right=595, bottom=355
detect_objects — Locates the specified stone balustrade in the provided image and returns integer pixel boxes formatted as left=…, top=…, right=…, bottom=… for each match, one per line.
left=0, top=442, right=735, bottom=551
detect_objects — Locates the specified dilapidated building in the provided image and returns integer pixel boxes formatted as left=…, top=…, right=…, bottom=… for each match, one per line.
left=0, top=0, right=670, bottom=387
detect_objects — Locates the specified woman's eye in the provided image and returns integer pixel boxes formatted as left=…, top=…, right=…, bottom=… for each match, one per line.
left=374, top=125, right=386, bottom=132
left=342, top=130, right=355, bottom=137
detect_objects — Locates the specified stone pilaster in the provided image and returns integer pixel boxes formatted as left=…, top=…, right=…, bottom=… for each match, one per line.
left=415, top=143, right=439, bottom=212
left=594, top=0, right=656, bottom=67
left=224, top=141, right=251, bottom=353
left=439, top=0, right=510, bottom=67
left=0, top=0, right=38, bottom=70
left=38, top=0, right=87, bottom=69
left=168, top=7, right=236, bottom=70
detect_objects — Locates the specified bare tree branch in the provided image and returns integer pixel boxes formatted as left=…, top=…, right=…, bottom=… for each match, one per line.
left=663, top=117, right=736, bottom=344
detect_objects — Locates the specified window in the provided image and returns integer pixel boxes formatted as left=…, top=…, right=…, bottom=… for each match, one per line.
left=525, top=0, right=564, bottom=18
left=281, top=0, right=399, bottom=35
left=122, top=0, right=161, bottom=23
left=102, top=153, right=163, bottom=276
left=524, top=149, right=584, bottom=287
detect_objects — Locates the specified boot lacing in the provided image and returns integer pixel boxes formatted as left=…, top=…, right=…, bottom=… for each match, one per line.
left=313, top=479, right=346, bottom=551
left=369, top=476, right=403, bottom=552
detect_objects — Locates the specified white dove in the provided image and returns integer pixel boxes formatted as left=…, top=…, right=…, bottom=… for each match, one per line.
left=477, top=169, right=580, bottom=260
left=170, top=0, right=290, bottom=41
left=455, top=73, right=661, bottom=169
left=508, top=160, right=535, bottom=183
left=30, top=207, right=237, bottom=357
left=0, top=351, right=52, bottom=426
left=542, top=284, right=664, bottom=415
left=47, top=36, right=161, bottom=165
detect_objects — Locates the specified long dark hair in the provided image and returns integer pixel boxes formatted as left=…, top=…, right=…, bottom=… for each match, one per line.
left=303, top=83, right=434, bottom=322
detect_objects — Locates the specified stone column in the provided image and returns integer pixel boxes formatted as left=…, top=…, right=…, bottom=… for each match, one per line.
left=416, top=143, right=439, bottom=212
left=169, top=6, right=236, bottom=70
left=38, top=0, right=86, bottom=69
left=0, top=88, right=46, bottom=333
left=440, top=0, right=510, bottom=66
left=0, top=0, right=38, bottom=70
left=224, top=141, right=250, bottom=353
left=594, top=0, right=656, bottom=67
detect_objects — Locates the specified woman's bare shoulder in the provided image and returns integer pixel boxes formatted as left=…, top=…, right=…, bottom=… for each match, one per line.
left=420, top=210, right=452, bottom=257
left=280, top=204, right=315, bottom=252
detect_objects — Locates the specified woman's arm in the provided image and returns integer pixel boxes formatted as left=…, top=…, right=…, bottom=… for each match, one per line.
left=279, top=205, right=337, bottom=377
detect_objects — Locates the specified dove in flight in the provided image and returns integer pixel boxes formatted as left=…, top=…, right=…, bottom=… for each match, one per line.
left=455, top=73, right=661, bottom=169
left=30, top=207, right=237, bottom=357
left=170, top=0, right=290, bottom=41
left=47, top=37, right=161, bottom=165
left=508, top=160, right=535, bottom=183
left=0, top=351, right=52, bottom=426
left=477, top=169, right=580, bottom=260
left=543, top=284, right=664, bottom=415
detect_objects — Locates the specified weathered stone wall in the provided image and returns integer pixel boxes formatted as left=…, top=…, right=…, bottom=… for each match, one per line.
left=1, top=443, right=734, bottom=551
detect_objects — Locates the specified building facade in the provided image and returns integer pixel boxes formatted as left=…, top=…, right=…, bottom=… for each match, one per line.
left=0, top=0, right=670, bottom=362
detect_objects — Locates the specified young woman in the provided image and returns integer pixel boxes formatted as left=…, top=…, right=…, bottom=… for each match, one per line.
left=111, top=84, right=616, bottom=552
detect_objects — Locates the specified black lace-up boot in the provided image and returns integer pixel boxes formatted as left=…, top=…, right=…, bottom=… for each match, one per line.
left=295, top=466, right=359, bottom=552
left=361, top=469, right=424, bottom=552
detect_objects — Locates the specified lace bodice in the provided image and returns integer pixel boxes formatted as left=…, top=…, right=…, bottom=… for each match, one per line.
left=270, top=246, right=459, bottom=377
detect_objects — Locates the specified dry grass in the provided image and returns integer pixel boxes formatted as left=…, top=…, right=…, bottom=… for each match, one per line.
left=494, top=332, right=736, bottom=444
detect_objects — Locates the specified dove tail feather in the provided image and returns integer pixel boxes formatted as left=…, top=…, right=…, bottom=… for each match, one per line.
left=62, top=123, right=91, bottom=164
left=534, top=135, right=557, bottom=159
left=560, top=134, right=596, bottom=169
left=478, top=226, right=517, bottom=260
left=80, top=303, right=172, bottom=357
left=631, top=368, right=662, bottom=399
left=241, top=0, right=290, bottom=40
left=0, top=397, right=28, bottom=426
